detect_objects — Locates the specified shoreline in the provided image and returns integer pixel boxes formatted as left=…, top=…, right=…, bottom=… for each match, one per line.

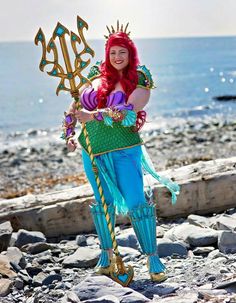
left=0, top=114, right=235, bottom=200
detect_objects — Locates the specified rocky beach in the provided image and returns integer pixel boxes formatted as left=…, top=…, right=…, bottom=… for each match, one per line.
left=0, top=114, right=235, bottom=200
left=0, top=113, right=236, bottom=302
left=0, top=210, right=236, bottom=302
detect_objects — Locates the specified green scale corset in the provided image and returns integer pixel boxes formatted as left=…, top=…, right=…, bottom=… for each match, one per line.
left=78, top=120, right=143, bottom=156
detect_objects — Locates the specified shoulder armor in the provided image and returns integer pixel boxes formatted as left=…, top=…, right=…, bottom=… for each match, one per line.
left=137, top=65, right=155, bottom=89
left=87, top=61, right=102, bottom=81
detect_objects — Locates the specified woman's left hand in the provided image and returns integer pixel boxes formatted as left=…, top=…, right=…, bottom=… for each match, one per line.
left=75, top=110, right=93, bottom=123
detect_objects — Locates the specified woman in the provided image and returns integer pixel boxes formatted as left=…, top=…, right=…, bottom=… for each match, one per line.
left=62, top=24, right=180, bottom=283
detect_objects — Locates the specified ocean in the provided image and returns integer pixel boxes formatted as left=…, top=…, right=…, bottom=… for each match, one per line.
left=0, top=36, right=236, bottom=134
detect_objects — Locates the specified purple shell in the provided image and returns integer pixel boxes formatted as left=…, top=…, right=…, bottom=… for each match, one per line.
left=107, top=91, right=125, bottom=107
left=80, top=87, right=98, bottom=110
left=66, top=127, right=73, bottom=136
left=65, top=114, right=73, bottom=123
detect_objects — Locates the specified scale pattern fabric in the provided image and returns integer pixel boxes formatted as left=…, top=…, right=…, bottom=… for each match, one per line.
left=78, top=88, right=142, bottom=155
left=78, top=120, right=143, bottom=156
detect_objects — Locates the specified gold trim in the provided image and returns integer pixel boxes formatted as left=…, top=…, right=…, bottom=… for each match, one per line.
left=81, top=142, right=144, bottom=157
left=137, top=70, right=155, bottom=89
left=88, top=74, right=101, bottom=82
left=136, top=84, right=151, bottom=90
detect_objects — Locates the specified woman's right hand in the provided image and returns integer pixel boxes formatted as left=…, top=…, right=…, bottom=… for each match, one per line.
left=67, top=138, right=77, bottom=152
left=71, top=90, right=79, bottom=99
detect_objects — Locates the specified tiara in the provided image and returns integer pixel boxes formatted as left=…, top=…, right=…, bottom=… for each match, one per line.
left=104, top=20, right=131, bottom=40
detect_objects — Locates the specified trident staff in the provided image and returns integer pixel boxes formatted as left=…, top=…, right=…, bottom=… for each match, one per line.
left=34, top=15, right=134, bottom=287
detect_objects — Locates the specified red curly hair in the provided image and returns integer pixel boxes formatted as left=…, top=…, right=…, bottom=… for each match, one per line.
left=97, top=32, right=139, bottom=108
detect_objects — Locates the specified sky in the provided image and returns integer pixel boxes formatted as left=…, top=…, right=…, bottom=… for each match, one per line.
left=0, top=0, right=236, bottom=42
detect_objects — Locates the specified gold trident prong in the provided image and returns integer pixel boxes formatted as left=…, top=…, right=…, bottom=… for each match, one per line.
left=35, top=15, right=94, bottom=95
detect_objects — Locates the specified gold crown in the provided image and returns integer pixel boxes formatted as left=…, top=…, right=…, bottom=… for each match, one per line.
left=104, top=20, right=131, bottom=40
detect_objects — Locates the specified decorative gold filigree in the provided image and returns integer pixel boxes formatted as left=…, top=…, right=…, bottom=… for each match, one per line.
left=35, top=16, right=95, bottom=95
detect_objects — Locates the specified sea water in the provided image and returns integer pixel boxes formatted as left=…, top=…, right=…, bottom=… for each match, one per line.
left=0, top=36, right=236, bottom=134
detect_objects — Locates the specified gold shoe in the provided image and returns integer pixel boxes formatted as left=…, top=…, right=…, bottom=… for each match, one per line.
left=95, top=265, right=112, bottom=276
left=150, top=272, right=167, bottom=282
left=147, top=257, right=167, bottom=282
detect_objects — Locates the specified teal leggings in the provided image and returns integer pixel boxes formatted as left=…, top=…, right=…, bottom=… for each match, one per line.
left=82, top=145, right=146, bottom=211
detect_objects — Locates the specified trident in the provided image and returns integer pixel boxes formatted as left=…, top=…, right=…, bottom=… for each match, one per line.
left=34, top=16, right=134, bottom=287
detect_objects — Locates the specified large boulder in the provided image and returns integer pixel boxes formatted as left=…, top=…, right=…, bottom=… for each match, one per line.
left=0, top=221, right=13, bottom=252
left=15, top=229, right=46, bottom=248
left=218, top=231, right=236, bottom=254
left=164, top=223, right=219, bottom=247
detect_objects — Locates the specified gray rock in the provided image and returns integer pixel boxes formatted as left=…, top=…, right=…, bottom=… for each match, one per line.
left=198, top=289, right=227, bottom=300
left=187, top=230, right=219, bottom=247
left=152, top=291, right=198, bottom=303
left=21, top=242, right=52, bottom=254
left=18, top=269, right=32, bottom=284
left=14, top=277, right=24, bottom=290
left=4, top=246, right=26, bottom=269
left=42, top=273, right=62, bottom=286
left=86, top=236, right=97, bottom=246
left=157, top=241, right=188, bottom=257
left=193, top=246, right=215, bottom=255
left=61, top=290, right=81, bottom=302
left=214, top=278, right=236, bottom=292
left=205, top=257, right=227, bottom=269
left=207, top=249, right=225, bottom=260
left=144, top=282, right=179, bottom=297
left=156, top=226, right=165, bottom=238
left=119, top=246, right=141, bottom=260
left=218, top=231, right=236, bottom=254
left=15, top=229, right=46, bottom=248
left=0, top=221, right=13, bottom=252
left=36, top=253, right=54, bottom=265
left=187, top=214, right=210, bottom=228
left=25, top=263, right=42, bottom=277
left=62, top=247, right=100, bottom=268
left=116, top=229, right=139, bottom=250
left=0, top=278, right=13, bottom=297
left=9, top=231, right=17, bottom=247
left=73, top=275, right=150, bottom=302
left=216, top=214, right=236, bottom=231
left=32, top=271, right=48, bottom=286
left=84, top=295, right=119, bottom=303
left=164, top=223, right=218, bottom=247
left=76, top=235, right=87, bottom=246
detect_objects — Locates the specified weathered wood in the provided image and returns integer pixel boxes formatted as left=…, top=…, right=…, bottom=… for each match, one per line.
left=0, top=157, right=235, bottom=237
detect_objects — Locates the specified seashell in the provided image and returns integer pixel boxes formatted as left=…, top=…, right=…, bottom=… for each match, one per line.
left=81, top=87, right=98, bottom=110
left=107, top=91, right=125, bottom=107
left=104, top=115, right=113, bottom=127
left=121, top=110, right=137, bottom=127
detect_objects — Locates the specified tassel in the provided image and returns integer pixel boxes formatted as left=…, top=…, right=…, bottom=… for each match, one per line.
left=148, top=255, right=166, bottom=273
left=96, top=250, right=110, bottom=268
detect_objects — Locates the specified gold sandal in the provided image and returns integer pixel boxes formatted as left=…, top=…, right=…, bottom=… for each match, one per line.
left=147, top=257, right=167, bottom=282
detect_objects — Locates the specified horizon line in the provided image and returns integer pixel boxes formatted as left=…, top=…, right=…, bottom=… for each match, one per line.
left=1, top=33, right=235, bottom=44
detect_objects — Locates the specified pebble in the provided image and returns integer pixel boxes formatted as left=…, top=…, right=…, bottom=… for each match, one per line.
left=0, top=209, right=235, bottom=302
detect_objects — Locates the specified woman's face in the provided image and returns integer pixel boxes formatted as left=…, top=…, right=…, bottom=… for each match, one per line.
left=109, top=46, right=129, bottom=72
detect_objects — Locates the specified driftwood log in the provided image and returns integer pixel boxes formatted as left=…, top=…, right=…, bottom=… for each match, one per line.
left=0, top=157, right=235, bottom=237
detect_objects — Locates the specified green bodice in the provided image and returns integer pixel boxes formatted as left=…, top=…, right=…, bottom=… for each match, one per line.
left=78, top=62, right=153, bottom=155
left=78, top=120, right=143, bottom=156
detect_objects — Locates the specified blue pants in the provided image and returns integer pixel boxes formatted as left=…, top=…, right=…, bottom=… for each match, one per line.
left=82, top=145, right=146, bottom=211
